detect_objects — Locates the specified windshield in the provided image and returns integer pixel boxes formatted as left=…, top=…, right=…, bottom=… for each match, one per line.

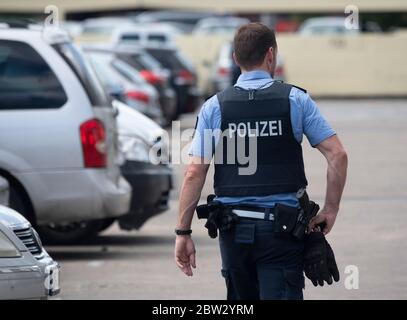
left=137, top=52, right=163, bottom=71
left=118, top=52, right=163, bottom=72
left=53, top=43, right=110, bottom=106
left=86, top=52, right=122, bottom=88
left=111, top=59, right=146, bottom=85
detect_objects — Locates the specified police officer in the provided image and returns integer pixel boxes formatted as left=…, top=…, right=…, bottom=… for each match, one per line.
left=174, top=23, right=348, bottom=300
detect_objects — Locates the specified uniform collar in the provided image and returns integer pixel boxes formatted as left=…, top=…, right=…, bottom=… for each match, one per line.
left=235, top=70, right=273, bottom=85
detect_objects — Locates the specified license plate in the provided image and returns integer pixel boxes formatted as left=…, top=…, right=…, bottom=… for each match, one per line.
left=45, top=264, right=60, bottom=296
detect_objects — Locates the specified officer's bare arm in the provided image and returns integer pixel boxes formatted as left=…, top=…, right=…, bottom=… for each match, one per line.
left=177, top=156, right=210, bottom=230
left=311, top=135, right=348, bottom=234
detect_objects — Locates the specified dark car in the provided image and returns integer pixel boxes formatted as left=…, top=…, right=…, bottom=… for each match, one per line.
left=143, top=45, right=201, bottom=116
left=115, top=45, right=178, bottom=125
left=85, top=49, right=165, bottom=126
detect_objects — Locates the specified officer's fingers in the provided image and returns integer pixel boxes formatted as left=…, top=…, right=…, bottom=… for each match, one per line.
left=177, top=258, right=193, bottom=276
left=175, top=256, right=189, bottom=270
left=190, top=252, right=196, bottom=269
left=182, top=265, right=193, bottom=276
left=309, top=215, right=325, bottom=230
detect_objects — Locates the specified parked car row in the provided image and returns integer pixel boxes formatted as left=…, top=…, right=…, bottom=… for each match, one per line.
left=0, top=21, right=173, bottom=246
left=73, top=17, right=201, bottom=123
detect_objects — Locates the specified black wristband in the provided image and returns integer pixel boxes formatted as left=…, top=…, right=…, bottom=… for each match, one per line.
left=175, top=229, right=192, bottom=236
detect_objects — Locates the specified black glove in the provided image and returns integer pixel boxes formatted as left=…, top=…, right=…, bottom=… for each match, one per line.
left=303, top=232, right=340, bottom=287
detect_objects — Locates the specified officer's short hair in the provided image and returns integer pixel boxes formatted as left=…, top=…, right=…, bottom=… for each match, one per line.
left=233, top=22, right=277, bottom=69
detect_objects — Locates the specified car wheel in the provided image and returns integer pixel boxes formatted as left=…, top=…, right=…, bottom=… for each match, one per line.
left=8, top=183, right=35, bottom=224
left=37, top=220, right=105, bottom=245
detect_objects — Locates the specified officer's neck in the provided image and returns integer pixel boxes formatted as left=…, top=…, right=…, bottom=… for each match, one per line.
left=241, top=66, right=272, bottom=77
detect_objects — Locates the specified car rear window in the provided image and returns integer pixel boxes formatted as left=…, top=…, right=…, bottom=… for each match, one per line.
left=145, top=48, right=185, bottom=71
left=147, top=34, right=167, bottom=44
left=120, top=33, right=141, bottom=42
left=136, top=52, right=163, bottom=71
left=0, top=39, right=67, bottom=110
left=117, top=54, right=145, bottom=70
left=87, top=52, right=123, bottom=88
left=53, top=42, right=110, bottom=107
left=111, top=59, right=145, bottom=85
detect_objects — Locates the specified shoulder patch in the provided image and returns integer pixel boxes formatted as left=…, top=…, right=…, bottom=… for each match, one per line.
left=290, top=84, right=307, bottom=93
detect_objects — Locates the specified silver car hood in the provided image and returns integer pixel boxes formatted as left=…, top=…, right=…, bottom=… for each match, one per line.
left=113, top=99, right=164, bottom=143
left=0, top=205, right=30, bottom=229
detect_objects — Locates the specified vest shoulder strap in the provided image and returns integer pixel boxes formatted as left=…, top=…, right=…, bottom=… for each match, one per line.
left=289, top=84, right=307, bottom=93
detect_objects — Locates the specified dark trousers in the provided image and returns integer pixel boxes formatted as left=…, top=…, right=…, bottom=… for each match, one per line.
left=219, top=218, right=305, bottom=300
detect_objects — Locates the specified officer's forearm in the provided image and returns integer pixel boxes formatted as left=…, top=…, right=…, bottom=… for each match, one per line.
left=324, top=148, right=348, bottom=212
left=177, top=161, right=209, bottom=230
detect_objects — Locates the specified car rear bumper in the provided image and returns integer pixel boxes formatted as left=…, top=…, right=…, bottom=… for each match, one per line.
left=16, top=169, right=132, bottom=225
left=118, top=161, right=172, bottom=230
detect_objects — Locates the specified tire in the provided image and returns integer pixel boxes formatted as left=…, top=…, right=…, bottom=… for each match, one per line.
left=8, top=183, right=35, bottom=224
left=9, top=185, right=27, bottom=215
left=37, top=220, right=106, bottom=245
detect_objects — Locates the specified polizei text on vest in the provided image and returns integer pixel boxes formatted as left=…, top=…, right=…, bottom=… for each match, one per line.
left=228, top=120, right=283, bottom=138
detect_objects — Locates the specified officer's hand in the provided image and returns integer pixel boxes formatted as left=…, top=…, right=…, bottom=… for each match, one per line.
left=175, top=235, right=196, bottom=276
left=309, top=207, right=338, bottom=235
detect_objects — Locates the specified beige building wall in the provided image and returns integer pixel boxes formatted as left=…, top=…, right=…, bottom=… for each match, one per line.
left=175, top=32, right=407, bottom=97
left=1, top=0, right=407, bottom=15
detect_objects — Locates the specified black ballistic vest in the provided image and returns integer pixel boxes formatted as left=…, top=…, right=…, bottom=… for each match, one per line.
left=214, top=82, right=308, bottom=197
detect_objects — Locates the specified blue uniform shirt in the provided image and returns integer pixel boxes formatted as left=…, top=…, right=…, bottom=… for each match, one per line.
left=190, top=70, right=336, bottom=208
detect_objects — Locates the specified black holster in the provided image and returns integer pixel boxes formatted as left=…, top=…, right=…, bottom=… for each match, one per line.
left=196, top=196, right=238, bottom=239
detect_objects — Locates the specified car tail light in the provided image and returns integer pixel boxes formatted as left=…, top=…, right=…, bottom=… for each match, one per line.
left=80, top=119, right=107, bottom=168
left=126, top=90, right=150, bottom=104
left=139, top=70, right=164, bottom=85
left=217, top=67, right=230, bottom=76
left=176, top=69, right=195, bottom=84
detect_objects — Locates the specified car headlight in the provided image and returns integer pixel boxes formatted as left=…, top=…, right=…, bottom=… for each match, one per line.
left=119, top=134, right=151, bottom=163
left=32, top=228, right=43, bottom=250
left=0, top=230, right=21, bottom=258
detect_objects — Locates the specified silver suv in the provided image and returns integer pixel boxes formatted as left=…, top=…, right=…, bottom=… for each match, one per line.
left=0, top=23, right=131, bottom=244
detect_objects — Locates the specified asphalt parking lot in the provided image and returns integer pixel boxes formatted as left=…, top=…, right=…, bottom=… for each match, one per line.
left=48, top=98, right=407, bottom=300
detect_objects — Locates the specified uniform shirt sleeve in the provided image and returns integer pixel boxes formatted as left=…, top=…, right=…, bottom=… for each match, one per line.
left=189, top=95, right=221, bottom=159
left=291, top=87, right=336, bottom=147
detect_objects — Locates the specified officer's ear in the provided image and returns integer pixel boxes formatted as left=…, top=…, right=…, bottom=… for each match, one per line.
left=267, top=47, right=276, bottom=62
left=232, top=52, right=241, bottom=68
left=265, top=47, right=275, bottom=70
